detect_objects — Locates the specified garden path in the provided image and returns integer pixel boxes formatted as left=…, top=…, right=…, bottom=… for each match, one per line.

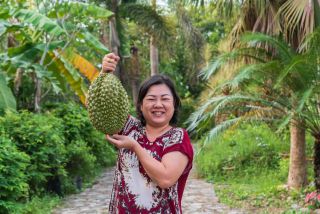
left=52, top=165, right=246, bottom=214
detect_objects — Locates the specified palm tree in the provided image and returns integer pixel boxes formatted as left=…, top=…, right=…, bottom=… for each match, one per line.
left=188, top=32, right=320, bottom=189
left=150, top=0, right=159, bottom=75
left=96, top=0, right=171, bottom=78
left=193, top=0, right=320, bottom=189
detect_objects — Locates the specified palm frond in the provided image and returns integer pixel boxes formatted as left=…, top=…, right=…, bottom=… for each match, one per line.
left=203, top=117, right=242, bottom=147
left=199, top=49, right=245, bottom=80
left=187, top=95, right=226, bottom=131
left=176, top=5, right=204, bottom=55
left=241, top=32, right=294, bottom=61
left=279, top=0, right=317, bottom=49
left=119, top=3, right=171, bottom=42
left=296, top=88, right=314, bottom=113
left=274, top=56, right=306, bottom=89
left=216, top=62, right=273, bottom=90
left=303, top=99, right=320, bottom=135
left=277, top=114, right=293, bottom=132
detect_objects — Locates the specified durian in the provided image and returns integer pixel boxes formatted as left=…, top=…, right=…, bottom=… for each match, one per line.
left=87, top=72, right=129, bottom=134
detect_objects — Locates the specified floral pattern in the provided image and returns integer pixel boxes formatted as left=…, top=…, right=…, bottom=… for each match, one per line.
left=108, top=116, right=194, bottom=214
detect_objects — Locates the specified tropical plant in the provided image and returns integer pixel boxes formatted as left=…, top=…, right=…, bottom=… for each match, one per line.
left=191, top=0, right=320, bottom=190
left=188, top=32, right=320, bottom=190
left=93, top=0, right=171, bottom=79
left=0, top=0, right=113, bottom=113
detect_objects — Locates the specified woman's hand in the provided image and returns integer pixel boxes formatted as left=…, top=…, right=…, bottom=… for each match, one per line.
left=106, top=134, right=138, bottom=150
left=102, top=53, right=120, bottom=73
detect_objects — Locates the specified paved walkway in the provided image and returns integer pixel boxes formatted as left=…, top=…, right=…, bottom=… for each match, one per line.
left=53, top=165, right=245, bottom=214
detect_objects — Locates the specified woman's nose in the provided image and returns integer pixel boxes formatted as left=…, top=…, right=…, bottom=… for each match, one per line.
left=154, top=99, right=163, bottom=107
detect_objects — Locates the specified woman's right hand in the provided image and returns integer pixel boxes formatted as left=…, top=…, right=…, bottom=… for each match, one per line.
left=102, top=53, right=120, bottom=73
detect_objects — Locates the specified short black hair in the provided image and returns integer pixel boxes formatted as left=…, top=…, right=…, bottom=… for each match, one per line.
left=136, top=74, right=181, bottom=126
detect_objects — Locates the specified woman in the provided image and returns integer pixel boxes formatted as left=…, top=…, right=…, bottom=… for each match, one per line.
left=103, top=53, right=194, bottom=214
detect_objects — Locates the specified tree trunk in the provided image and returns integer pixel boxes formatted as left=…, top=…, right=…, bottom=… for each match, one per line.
left=287, top=118, right=307, bottom=189
left=130, top=45, right=140, bottom=104
left=14, top=68, right=23, bottom=95
left=100, top=20, right=109, bottom=47
left=314, top=133, right=320, bottom=192
left=34, top=75, right=41, bottom=113
left=150, top=36, right=159, bottom=76
left=150, top=0, right=159, bottom=76
left=109, top=17, right=121, bottom=76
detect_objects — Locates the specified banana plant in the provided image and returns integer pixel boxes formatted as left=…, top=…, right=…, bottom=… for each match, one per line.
left=0, top=1, right=113, bottom=113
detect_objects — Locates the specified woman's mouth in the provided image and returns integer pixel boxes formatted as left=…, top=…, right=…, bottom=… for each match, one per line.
left=152, top=111, right=165, bottom=116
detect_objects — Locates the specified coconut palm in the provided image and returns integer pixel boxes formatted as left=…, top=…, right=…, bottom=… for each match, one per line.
left=188, top=32, right=320, bottom=189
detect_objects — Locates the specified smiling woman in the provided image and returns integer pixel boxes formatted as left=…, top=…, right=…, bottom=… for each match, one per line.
left=101, top=53, right=194, bottom=214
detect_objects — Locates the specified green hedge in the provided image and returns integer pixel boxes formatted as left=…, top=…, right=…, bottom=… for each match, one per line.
left=0, top=103, right=116, bottom=213
left=196, top=123, right=289, bottom=181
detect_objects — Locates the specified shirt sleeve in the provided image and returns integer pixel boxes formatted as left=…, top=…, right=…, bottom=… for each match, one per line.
left=117, top=115, right=140, bottom=135
left=162, top=129, right=194, bottom=175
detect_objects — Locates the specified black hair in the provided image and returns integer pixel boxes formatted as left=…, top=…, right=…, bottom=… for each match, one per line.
left=136, top=74, right=181, bottom=126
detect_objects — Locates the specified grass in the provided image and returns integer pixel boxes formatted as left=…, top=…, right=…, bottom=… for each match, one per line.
left=194, top=123, right=316, bottom=213
left=208, top=160, right=315, bottom=213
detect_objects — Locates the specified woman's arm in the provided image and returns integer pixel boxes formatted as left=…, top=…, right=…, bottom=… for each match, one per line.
left=106, top=134, right=188, bottom=189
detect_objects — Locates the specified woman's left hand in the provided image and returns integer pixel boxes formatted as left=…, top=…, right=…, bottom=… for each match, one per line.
left=106, top=134, right=137, bottom=150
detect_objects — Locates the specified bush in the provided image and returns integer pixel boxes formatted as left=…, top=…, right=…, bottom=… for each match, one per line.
left=0, top=136, right=30, bottom=213
left=0, top=103, right=116, bottom=211
left=196, top=123, right=289, bottom=180
left=0, top=111, right=67, bottom=195
left=51, top=102, right=116, bottom=168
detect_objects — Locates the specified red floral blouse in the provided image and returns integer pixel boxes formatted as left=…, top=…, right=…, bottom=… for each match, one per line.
left=108, top=116, right=194, bottom=214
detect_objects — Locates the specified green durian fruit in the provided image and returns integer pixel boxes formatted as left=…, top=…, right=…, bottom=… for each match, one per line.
left=87, top=72, right=129, bottom=134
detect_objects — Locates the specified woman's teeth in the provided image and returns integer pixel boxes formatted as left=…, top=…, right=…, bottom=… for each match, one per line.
left=153, top=112, right=164, bottom=116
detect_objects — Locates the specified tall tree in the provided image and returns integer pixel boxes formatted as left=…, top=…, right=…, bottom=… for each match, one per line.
left=196, top=0, right=320, bottom=189
left=150, top=0, right=159, bottom=75
left=189, top=32, right=320, bottom=190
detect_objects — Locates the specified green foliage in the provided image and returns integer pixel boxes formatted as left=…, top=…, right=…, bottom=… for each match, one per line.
left=0, top=72, right=16, bottom=114
left=20, top=195, right=60, bottom=214
left=196, top=123, right=288, bottom=180
left=0, top=103, right=116, bottom=212
left=178, top=98, right=196, bottom=128
left=50, top=102, right=116, bottom=168
left=65, top=140, right=96, bottom=178
left=0, top=136, right=30, bottom=213
left=213, top=158, right=315, bottom=211
left=0, top=111, right=67, bottom=195
left=119, top=3, right=171, bottom=43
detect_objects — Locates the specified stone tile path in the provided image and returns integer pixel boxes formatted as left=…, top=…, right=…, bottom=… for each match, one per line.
left=182, top=167, right=244, bottom=214
left=53, top=166, right=245, bottom=214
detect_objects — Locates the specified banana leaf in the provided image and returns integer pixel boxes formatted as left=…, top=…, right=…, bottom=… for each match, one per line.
left=0, top=72, right=16, bottom=113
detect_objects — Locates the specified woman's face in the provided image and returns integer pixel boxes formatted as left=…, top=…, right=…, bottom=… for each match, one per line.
left=141, top=84, right=175, bottom=128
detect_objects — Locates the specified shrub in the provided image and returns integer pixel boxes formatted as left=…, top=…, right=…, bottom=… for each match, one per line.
left=65, top=140, right=96, bottom=179
left=0, top=135, right=30, bottom=214
left=0, top=103, right=117, bottom=211
left=51, top=102, right=116, bottom=168
left=196, top=123, right=288, bottom=180
left=0, top=111, right=67, bottom=195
